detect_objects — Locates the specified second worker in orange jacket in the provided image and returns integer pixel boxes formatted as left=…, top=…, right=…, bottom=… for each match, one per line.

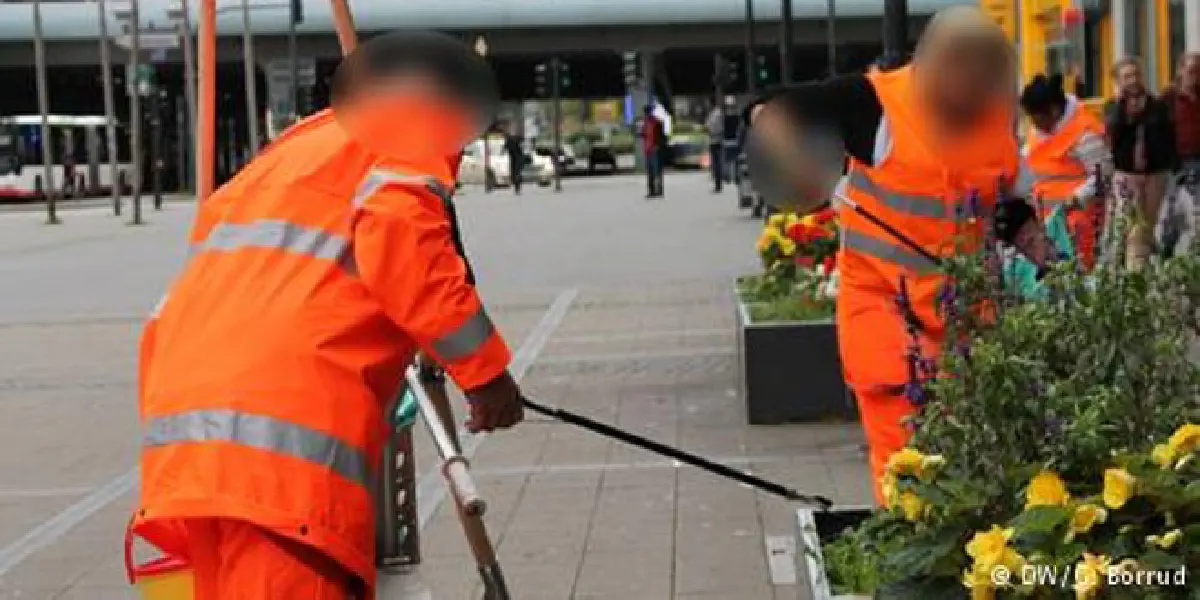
left=132, top=32, right=521, bottom=599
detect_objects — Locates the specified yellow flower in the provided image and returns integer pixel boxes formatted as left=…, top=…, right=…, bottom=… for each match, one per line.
left=1167, top=423, right=1200, bottom=455
left=1151, top=443, right=1177, bottom=469
left=1175, top=453, right=1195, bottom=471
left=800, top=214, right=818, bottom=227
left=767, top=214, right=786, bottom=228
left=897, top=491, right=926, bottom=522
left=965, top=525, right=1015, bottom=571
left=880, top=470, right=899, bottom=508
left=1146, top=528, right=1183, bottom=550
left=1102, top=468, right=1137, bottom=509
left=1073, top=553, right=1110, bottom=600
left=1069, top=504, right=1107, bottom=535
left=778, top=238, right=797, bottom=256
left=1026, top=470, right=1071, bottom=508
left=784, top=213, right=801, bottom=228
left=885, top=448, right=944, bottom=481
left=962, top=564, right=997, bottom=599
left=755, top=232, right=773, bottom=253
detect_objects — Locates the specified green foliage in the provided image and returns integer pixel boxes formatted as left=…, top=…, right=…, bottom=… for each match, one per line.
left=737, top=274, right=835, bottom=323
left=820, top=245, right=1200, bottom=599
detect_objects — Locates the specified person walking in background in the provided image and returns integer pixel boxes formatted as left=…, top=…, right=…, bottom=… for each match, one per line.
left=1019, top=73, right=1112, bottom=269
left=1164, top=53, right=1200, bottom=208
left=504, top=126, right=524, bottom=195
left=1105, top=57, right=1177, bottom=269
left=641, top=104, right=665, bottom=198
left=706, top=104, right=725, bottom=193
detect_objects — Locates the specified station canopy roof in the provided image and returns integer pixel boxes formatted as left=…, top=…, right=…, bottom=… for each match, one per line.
left=0, top=0, right=962, bottom=41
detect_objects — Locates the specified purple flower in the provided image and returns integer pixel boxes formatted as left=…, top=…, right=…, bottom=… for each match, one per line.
left=903, top=380, right=929, bottom=406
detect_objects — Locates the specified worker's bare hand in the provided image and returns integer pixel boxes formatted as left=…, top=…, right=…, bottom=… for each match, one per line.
left=465, top=371, right=524, bottom=433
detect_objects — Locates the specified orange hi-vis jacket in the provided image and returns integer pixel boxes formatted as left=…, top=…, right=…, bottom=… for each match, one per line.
left=1023, top=103, right=1106, bottom=268
left=835, top=65, right=1019, bottom=498
left=132, top=109, right=511, bottom=589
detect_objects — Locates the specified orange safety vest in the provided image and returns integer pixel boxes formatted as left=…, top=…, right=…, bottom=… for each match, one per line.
left=1024, top=101, right=1105, bottom=214
left=839, top=65, right=1019, bottom=332
left=132, top=109, right=511, bottom=588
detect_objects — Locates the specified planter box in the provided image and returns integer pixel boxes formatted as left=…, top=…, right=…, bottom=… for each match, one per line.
left=735, top=287, right=855, bottom=425
left=796, top=506, right=875, bottom=600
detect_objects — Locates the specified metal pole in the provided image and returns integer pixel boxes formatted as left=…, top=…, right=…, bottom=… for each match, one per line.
left=32, top=0, right=59, bottom=224
left=98, top=0, right=121, bottom=216
left=129, top=0, right=143, bottom=225
left=241, top=0, right=260, bottom=156
left=883, top=0, right=909, bottom=68
left=195, top=0, right=215, bottom=206
left=551, top=56, right=562, bottom=193
left=287, top=0, right=299, bottom=123
left=780, top=0, right=793, bottom=84
left=826, top=0, right=837, bottom=77
left=329, top=0, right=357, bottom=53
left=152, top=89, right=163, bottom=209
left=179, top=0, right=197, bottom=192
left=744, top=0, right=756, bottom=95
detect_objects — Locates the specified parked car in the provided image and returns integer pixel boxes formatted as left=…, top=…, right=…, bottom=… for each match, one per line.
left=668, top=133, right=710, bottom=170
left=457, top=138, right=555, bottom=187
left=568, top=132, right=618, bottom=173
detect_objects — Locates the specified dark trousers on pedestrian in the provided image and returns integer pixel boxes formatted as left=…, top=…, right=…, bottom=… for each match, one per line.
left=645, top=152, right=663, bottom=197
left=509, top=160, right=522, bottom=194
left=709, top=144, right=724, bottom=192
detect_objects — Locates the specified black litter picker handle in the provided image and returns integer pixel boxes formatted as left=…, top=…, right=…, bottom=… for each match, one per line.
left=441, top=178, right=833, bottom=510
left=523, top=398, right=833, bottom=509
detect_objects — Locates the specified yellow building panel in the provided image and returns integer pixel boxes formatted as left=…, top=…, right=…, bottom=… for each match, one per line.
left=980, top=0, right=1019, bottom=42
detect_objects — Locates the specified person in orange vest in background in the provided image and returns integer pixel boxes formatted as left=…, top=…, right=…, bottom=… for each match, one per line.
left=132, top=32, right=523, bottom=599
left=746, top=7, right=1050, bottom=502
left=1020, top=73, right=1113, bottom=269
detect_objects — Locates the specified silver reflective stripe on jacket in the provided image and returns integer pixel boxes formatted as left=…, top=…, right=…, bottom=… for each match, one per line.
left=352, top=168, right=451, bottom=210
left=143, top=409, right=370, bottom=487
left=842, top=228, right=939, bottom=274
left=847, top=169, right=952, bottom=219
left=432, top=306, right=495, bottom=361
left=198, top=219, right=349, bottom=262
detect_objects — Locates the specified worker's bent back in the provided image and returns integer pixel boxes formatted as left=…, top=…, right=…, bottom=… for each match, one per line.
left=132, top=110, right=512, bottom=593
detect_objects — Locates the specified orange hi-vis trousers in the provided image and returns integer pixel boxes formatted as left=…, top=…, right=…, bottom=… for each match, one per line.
left=185, top=518, right=362, bottom=600
left=836, top=284, right=942, bottom=503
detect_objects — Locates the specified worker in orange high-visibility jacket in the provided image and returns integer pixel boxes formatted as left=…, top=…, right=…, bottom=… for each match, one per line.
left=1020, top=73, right=1113, bottom=270
left=747, top=7, right=1049, bottom=503
left=133, top=32, right=521, bottom=599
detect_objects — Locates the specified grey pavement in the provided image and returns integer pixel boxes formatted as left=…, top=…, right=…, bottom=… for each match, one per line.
left=0, top=172, right=872, bottom=599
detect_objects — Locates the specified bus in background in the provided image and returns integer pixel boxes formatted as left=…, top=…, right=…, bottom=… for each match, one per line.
left=0, top=115, right=132, bottom=201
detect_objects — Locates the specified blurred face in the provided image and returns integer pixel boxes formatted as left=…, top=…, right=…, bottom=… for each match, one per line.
left=1027, top=107, right=1062, bottom=135
left=924, top=38, right=1012, bottom=126
left=1182, top=55, right=1200, bottom=89
left=335, top=70, right=476, bottom=159
left=1116, top=63, right=1145, bottom=97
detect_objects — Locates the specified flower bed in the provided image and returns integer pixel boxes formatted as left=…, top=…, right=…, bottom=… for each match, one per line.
left=812, top=241, right=1200, bottom=599
left=736, top=207, right=852, bottom=424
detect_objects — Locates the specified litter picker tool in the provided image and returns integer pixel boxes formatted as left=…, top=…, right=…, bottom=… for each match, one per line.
left=522, top=398, right=833, bottom=509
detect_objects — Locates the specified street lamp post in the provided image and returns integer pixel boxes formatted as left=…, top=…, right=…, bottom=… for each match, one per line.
left=128, top=0, right=143, bottom=225
left=744, top=0, right=756, bottom=95
left=97, top=0, right=122, bottom=216
left=780, top=0, right=793, bottom=84
left=883, top=0, right=909, bottom=69
left=241, top=0, right=260, bottom=157
left=288, top=0, right=300, bottom=123
left=826, top=0, right=837, bottom=77
left=168, top=1, right=197, bottom=193
left=32, top=0, right=59, bottom=224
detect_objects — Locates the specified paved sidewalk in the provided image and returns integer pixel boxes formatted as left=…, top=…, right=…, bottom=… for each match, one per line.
left=0, top=173, right=873, bottom=599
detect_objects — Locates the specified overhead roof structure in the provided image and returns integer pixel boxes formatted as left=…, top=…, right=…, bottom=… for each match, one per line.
left=0, top=0, right=968, bottom=41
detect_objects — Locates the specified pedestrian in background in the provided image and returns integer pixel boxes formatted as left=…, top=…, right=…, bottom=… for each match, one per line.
left=706, top=104, right=724, bottom=193
left=641, top=104, right=665, bottom=198
left=504, top=125, right=524, bottom=195
left=1164, top=53, right=1200, bottom=206
left=1105, top=57, right=1177, bottom=269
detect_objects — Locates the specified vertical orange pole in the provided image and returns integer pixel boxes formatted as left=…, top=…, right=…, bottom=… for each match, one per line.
left=329, top=0, right=358, bottom=54
left=195, top=0, right=216, bottom=207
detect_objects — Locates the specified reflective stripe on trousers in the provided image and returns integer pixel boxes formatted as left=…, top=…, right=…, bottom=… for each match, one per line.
left=143, top=409, right=371, bottom=488
left=841, top=228, right=940, bottom=274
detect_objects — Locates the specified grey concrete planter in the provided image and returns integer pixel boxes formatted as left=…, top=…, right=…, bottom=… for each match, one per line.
left=735, top=286, right=855, bottom=425
left=796, top=506, right=875, bottom=600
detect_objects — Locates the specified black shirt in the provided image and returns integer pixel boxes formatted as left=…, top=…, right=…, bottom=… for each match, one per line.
left=1104, top=96, right=1178, bottom=173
